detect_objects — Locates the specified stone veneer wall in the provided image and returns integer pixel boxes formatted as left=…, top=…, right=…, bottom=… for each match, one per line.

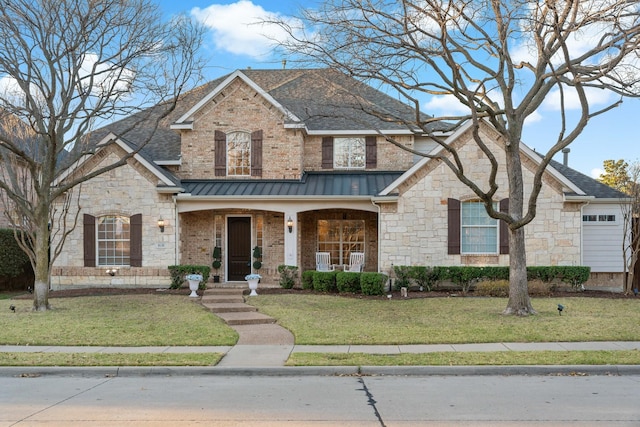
left=51, top=147, right=177, bottom=289
left=177, top=78, right=304, bottom=180
left=379, top=125, right=582, bottom=274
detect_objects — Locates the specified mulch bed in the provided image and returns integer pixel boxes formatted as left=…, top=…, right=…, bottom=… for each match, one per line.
left=8, top=286, right=636, bottom=300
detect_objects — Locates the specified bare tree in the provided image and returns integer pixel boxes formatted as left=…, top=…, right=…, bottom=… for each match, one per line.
left=0, top=0, right=203, bottom=311
left=620, top=161, right=640, bottom=294
left=272, top=0, right=640, bottom=315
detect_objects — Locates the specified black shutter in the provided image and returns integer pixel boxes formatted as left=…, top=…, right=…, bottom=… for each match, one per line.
left=214, top=130, right=226, bottom=176
left=83, top=214, right=95, bottom=267
left=251, top=130, right=263, bottom=177
left=321, top=137, right=333, bottom=169
left=130, top=214, right=142, bottom=267
left=365, top=136, right=377, bottom=169
left=499, top=198, right=510, bottom=254
left=448, top=198, right=461, bottom=255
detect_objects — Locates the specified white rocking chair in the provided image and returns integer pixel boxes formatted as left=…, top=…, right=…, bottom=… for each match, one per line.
left=315, top=252, right=335, bottom=271
left=344, top=252, right=364, bottom=272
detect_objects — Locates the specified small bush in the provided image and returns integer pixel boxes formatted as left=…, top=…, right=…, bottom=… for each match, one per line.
left=410, top=266, right=439, bottom=291
left=313, top=271, right=337, bottom=292
left=168, top=265, right=210, bottom=289
left=361, top=272, right=388, bottom=296
left=393, top=265, right=412, bottom=290
left=277, top=265, right=298, bottom=289
left=0, top=229, right=31, bottom=278
left=301, top=270, right=315, bottom=290
left=475, top=280, right=509, bottom=297
left=528, top=279, right=555, bottom=296
left=336, top=272, right=361, bottom=293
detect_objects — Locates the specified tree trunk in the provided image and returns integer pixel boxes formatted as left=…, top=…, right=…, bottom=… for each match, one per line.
left=32, top=223, right=50, bottom=311
left=503, top=226, right=536, bottom=316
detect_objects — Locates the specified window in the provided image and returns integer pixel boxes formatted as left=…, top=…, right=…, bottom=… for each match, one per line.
left=317, top=219, right=365, bottom=265
left=334, top=137, right=365, bottom=169
left=97, top=215, right=130, bottom=266
left=461, top=201, right=498, bottom=254
left=583, top=214, right=616, bottom=223
left=227, top=131, right=251, bottom=176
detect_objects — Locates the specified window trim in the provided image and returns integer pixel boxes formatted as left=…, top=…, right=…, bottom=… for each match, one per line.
left=333, top=137, right=366, bottom=169
left=317, top=219, right=365, bottom=266
left=460, top=201, right=499, bottom=255
left=96, top=215, right=131, bottom=267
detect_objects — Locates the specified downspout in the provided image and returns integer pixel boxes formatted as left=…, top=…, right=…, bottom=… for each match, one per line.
left=371, top=198, right=382, bottom=273
left=579, top=200, right=590, bottom=267
left=173, top=195, right=179, bottom=266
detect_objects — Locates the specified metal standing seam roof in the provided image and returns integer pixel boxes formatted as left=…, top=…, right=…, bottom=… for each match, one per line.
left=179, top=171, right=404, bottom=197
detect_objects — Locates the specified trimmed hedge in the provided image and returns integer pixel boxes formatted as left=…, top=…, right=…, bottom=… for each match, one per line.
left=312, top=270, right=338, bottom=292
left=301, top=270, right=315, bottom=290
left=336, top=271, right=361, bottom=293
left=361, top=272, right=388, bottom=295
left=390, top=265, right=591, bottom=292
left=167, top=265, right=210, bottom=289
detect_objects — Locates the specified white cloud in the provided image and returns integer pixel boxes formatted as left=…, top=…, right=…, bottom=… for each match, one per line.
left=591, top=167, right=604, bottom=179
left=191, top=1, right=292, bottom=59
left=422, top=94, right=470, bottom=116
left=541, top=86, right=615, bottom=111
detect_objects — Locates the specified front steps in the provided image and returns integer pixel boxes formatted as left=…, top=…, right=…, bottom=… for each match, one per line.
left=201, top=288, right=276, bottom=326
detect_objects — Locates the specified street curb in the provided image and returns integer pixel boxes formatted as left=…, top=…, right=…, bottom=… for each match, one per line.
left=1, top=364, right=639, bottom=377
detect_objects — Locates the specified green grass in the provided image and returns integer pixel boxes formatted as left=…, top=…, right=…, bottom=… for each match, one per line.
left=0, top=352, right=222, bottom=366
left=0, top=294, right=238, bottom=346
left=248, top=294, right=640, bottom=344
left=1, top=292, right=639, bottom=367
left=288, top=350, right=640, bottom=366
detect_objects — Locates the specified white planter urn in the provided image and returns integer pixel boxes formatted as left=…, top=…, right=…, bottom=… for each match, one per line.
left=185, top=274, right=203, bottom=298
left=245, top=274, right=261, bottom=296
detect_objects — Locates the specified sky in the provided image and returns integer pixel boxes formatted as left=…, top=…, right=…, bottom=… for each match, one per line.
left=157, top=0, right=640, bottom=179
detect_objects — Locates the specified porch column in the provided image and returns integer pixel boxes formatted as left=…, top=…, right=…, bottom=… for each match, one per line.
left=284, top=211, right=297, bottom=266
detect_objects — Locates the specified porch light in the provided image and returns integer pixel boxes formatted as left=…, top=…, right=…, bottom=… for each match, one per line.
left=287, top=216, right=294, bottom=233
left=157, top=218, right=165, bottom=233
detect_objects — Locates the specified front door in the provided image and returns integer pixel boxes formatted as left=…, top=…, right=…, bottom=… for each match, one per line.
left=227, top=217, right=251, bottom=281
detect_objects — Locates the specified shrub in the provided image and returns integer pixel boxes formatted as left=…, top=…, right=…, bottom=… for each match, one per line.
left=557, top=266, right=591, bottom=289
left=168, top=265, right=210, bottom=289
left=301, top=270, right=315, bottom=290
left=312, top=271, right=337, bottom=292
left=475, top=280, right=509, bottom=297
left=528, top=279, right=555, bottom=296
left=410, top=266, right=439, bottom=291
left=393, top=265, right=411, bottom=290
left=277, top=265, right=298, bottom=289
left=0, top=229, right=31, bottom=278
left=445, top=266, right=483, bottom=293
left=336, top=272, right=361, bottom=293
left=361, top=272, right=388, bottom=296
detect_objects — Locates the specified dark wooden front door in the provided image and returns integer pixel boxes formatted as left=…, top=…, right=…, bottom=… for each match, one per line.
left=227, top=217, right=251, bottom=281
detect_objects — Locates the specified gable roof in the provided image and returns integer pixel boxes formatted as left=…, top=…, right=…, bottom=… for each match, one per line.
left=171, top=68, right=451, bottom=134
left=380, top=119, right=625, bottom=200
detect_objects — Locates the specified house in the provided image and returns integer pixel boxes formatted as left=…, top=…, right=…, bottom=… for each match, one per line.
left=49, top=68, right=630, bottom=291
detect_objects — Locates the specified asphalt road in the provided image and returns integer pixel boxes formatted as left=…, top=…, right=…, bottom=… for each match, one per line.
left=2, top=370, right=640, bottom=426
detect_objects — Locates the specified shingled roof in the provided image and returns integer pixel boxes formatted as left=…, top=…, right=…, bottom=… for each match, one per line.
left=550, top=159, right=629, bottom=199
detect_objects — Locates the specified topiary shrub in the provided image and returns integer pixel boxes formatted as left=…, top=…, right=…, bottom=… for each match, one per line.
left=168, top=265, right=210, bottom=289
left=336, top=271, right=361, bottom=293
left=361, top=272, right=388, bottom=296
left=277, top=264, right=298, bottom=289
left=313, top=271, right=337, bottom=292
left=301, top=270, right=315, bottom=290
left=0, top=229, right=33, bottom=291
